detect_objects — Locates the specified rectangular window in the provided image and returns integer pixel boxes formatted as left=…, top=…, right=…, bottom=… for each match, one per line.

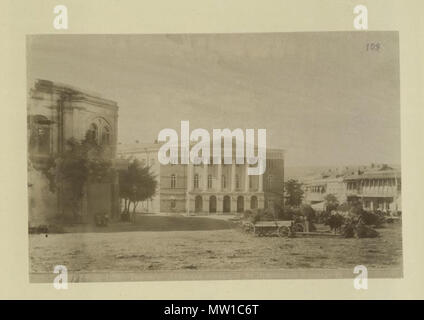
left=170, top=174, right=176, bottom=189
left=208, top=175, right=212, bottom=189
left=194, top=174, right=199, bottom=189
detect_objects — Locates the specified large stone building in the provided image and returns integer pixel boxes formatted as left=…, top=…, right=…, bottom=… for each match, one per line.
left=118, top=142, right=285, bottom=214
left=303, top=164, right=401, bottom=213
left=27, top=79, right=120, bottom=225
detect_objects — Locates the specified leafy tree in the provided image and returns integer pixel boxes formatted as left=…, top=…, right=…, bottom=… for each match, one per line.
left=342, top=216, right=380, bottom=238
left=324, top=193, right=339, bottom=212
left=359, top=211, right=385, bottom=227
left=348, top=198, right=364, bottom=215
left=300, top=204, right=317, bottom=231
left=284, top=179, right=304, bottom=207
left=325, top=213, right=345, bottom=234
left=338, top=202, right=350, bottom=212
left=55, top=135, right=113, bottom=222
left=279, top=206, right=299, bottom=221
left=300, top=204, right=316, bottom=222
left=244, top=208, right=277, bottom=224
left=337, top=199, right=362, bottom=214
left=119, top=159, right=157, bottom=218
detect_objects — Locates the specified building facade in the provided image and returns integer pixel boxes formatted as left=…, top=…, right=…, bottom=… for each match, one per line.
left=118, top=142, right=285, bottom=214
left=303, top=176, right=347, bottom=205
left=344, top=167, right=401, bottom=212
left=28, top=79, right=119, bottom=225
left=303, top=164, right=401, bottom=213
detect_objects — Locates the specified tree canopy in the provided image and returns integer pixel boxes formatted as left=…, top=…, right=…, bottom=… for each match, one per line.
left=53, top=135, right=113, bottom=221
left=119, top=159, right=157, bottom=215
left=324, top=193, right=339, bottom=212
left=284, top=179, right=304, bottom=207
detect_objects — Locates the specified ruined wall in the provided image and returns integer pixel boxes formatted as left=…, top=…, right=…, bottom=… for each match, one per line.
left=27, top=162, right=58, bottom=226
left=28, top=80, right=120, bottom=224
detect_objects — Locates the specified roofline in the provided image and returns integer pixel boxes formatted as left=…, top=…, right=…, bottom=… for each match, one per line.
left=117, top=141, right=285, bottom=155
left=32, top=79, right=118, bottom=109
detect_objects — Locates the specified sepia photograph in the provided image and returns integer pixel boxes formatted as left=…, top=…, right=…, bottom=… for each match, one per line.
left=26, top=32, right=402, bottom=283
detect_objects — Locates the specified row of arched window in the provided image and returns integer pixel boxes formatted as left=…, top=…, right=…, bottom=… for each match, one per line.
left=29, top=116, right=114, bottom=154
left=168, top=174, right=274, bottom=189
left=169, top=196, right=274, bottom=212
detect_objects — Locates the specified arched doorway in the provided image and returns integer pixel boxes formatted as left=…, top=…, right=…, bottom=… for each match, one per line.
left=237, top=196, right=244, bottom=213
left=209, top=196, right=217, bottom=213
left=195, top=195, right=203, bottom=213
left=250, top=196, right=258, bottom=209
left=223, top=195, right=231, bottom=213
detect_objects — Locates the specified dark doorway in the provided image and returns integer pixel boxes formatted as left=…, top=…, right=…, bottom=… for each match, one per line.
left=195, top=195, right=203, bottom=213
left=237, top=196, right=244, bottom=213
left=209, top=195, right=217, bottom=213
left=250, top=196, right=258, bottom=209
left=223, top=195, right=231, bottom=213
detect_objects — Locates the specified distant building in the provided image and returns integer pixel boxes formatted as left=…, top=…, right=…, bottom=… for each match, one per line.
left=303, top=176, right=346, bottom=205
left=118, top=142, right=285, bottom=214
left=303, top=164, right=401, bottom=213
left=344, top=165, right=401, bottom=212
left=27, top=79, right=119, bottom=225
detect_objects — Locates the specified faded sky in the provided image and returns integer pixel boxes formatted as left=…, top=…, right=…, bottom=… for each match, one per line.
left=27, top=32, right=400, bottom=166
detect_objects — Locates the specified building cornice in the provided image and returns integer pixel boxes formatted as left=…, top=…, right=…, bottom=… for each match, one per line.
left=33, top=79, right=118, bottom=111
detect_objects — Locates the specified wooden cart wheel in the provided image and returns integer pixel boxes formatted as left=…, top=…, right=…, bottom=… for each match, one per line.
left=292, top=223, right=304, bottom=233
left=278, top=226, right=290, bottom=237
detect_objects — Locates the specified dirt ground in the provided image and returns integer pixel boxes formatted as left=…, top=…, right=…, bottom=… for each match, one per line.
left=29, top=220, right=402, bottom=275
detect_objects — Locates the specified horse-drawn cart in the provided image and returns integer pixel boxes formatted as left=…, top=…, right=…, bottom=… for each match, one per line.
left=241, top=220, right=305, bottom=237
left=241, top=218, right=344, bottom=238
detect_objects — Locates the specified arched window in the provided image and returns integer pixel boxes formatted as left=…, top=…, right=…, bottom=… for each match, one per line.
left=222, top=175, right=226, bottom=189
left=235, top=174, right=240, bottom=189
left=87, top=123, right=98, bottom=141
left=36, top=126, right=50, bottom=153
left=101, top=126, right=111, bottom=145
left=170, top=174, right=176, bottom=189
left=170, top=199, right=176, bottom=209
left=208, top=175, right=212, bottom=189
left=87, top=118, right=112, bottom=144
left=29, top=115, right=51, bottom=155
left=194, top=174, right=199, bottom=189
